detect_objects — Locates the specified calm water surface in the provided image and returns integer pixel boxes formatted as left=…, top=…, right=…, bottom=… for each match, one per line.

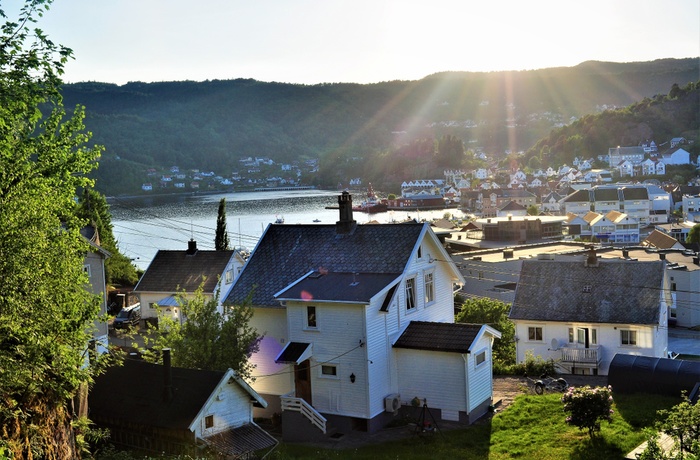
left=110, top=190, right=465, bottom=270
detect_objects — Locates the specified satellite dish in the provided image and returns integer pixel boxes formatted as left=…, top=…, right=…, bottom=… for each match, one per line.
left=550, top=338, right=559, bottom=351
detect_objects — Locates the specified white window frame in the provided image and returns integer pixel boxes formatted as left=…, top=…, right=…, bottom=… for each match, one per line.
left=475, top=349, right=487, bottom=367
left=405, top=277, right=416, bottom=312
left=424, top=271, right=435, bottom=305
left=305, top=305, right=318, bottom=329
left=225, top=268, right=234, bottom=284
left=620, top=329, right=637, bottom=346
left=319, top=364, right=339, bottom=379
left=527, top=326, right=543, bottom=342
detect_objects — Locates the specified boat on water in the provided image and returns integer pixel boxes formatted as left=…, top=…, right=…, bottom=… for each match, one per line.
left=352, top=183, right=388, bottom=213
left=274, top=216, right=285, bottom=224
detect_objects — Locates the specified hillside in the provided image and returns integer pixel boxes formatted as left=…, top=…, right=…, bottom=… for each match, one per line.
left=59, top=58, right=700, bottom=195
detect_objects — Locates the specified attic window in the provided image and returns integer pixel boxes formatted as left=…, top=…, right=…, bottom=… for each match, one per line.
left=582, top=285, right=592, bottom=293
left=205, top=415, right=214, bottom=429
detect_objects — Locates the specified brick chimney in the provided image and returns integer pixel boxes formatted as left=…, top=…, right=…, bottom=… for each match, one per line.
left=186, top=239, right=197, bottom=255
left=584, top=245, right=599, bottom=267
left=336, top=191, right=356, bottom=234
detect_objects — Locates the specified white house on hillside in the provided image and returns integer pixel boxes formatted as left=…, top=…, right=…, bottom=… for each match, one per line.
left=509, top=250, right=670, bottom=375
left=225, top=192, right=501, bottom=441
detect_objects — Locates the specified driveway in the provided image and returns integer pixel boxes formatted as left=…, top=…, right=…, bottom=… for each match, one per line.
left=668, top=327, right=700, bottom=357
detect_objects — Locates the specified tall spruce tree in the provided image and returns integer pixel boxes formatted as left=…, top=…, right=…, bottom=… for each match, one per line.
left=0, top=1, right=105, bottom=457
left=215, top=197, right=230, bottom=250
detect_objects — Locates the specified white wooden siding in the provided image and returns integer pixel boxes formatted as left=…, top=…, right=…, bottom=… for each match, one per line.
left=396, top=349, right=467, bottom=412
left=286, top=302, right=369, bottom=417
left=193, top=379, right=253, bottom=439
left=514, top=321, right=664, bottom=375
left=249, top=308, right=292, bottom=395
left=467, top=335, right=494, bottom=412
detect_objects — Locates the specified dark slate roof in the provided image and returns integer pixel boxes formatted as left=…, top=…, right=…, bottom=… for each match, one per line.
left=226, top=223, right=425, bottom=307
left=135, top=246, right=234, bottom=293
left=510, top=258, right=665, bottom=324
left=593, top=187, right=620, bottom=201
left=499, top=201, right=527, bottom=212
left=620, top=186, right=649, bottom=200
left=276, top=272, right=400, bottom=304
left=90, top=359, right=225, bottom=431
left=393, top=321, right=482, bottom=353
left=562, top=189, right=591, bottom=203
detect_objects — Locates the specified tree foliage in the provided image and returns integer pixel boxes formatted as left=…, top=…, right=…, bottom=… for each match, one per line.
left=140, top=284, right=262, bottom=382
left=0, top=1, right=104, bottom=456
left=656, top=393, right=700, bottom=458
left=215, top=197, right=230, bottom=251
left=76, top=188, right=139, bottom=285
left=561, top=385, right=614, bottom=438
left=687, top=224, right=700, bottom=245
left=455, top=296, right=515, bottom=365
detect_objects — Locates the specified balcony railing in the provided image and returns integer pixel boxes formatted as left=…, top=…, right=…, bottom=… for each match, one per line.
left=561, top=347, right=600, bottom=364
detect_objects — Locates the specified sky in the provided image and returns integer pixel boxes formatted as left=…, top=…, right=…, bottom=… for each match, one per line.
left=14, top=0, right=700, bottom=86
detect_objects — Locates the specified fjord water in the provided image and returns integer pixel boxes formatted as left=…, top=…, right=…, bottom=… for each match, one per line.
left=110, top=189, right=464, bottom=271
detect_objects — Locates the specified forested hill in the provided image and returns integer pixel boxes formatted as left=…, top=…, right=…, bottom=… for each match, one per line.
left=60, top=58, right=699, bottom=195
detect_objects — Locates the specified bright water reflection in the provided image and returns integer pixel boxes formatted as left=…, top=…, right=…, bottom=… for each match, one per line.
left=110, top=190, right=465, bottom=270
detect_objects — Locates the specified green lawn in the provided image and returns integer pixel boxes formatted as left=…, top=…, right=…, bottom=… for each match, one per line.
left=271, top=392, right=680, bottom=460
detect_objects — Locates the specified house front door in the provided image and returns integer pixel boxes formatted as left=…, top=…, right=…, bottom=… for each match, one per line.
left=294, top=359, right=312, bottom=405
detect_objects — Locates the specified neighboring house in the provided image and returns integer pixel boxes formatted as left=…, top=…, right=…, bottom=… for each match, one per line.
left=134, top=241, right=245, bottom=323
left=225, top=192, right=500, bottom=440
left=497, top=200, right=528, bottom=217
left=81, top=225, right=111, bottom=353
left=655, top=221, right=696, bottom=243
left=509, top=250, right=670, bottom=375
left=590, top=211, right=640, bottom=244
left=541, top=191, right=563, bottom=213
left=89, top=351, right=276, bottom=458
left=662, top=147, right=691, bottom=165
left=608, top=146, right=645, bottom=167
left=682, top=194, right=700, bottom=222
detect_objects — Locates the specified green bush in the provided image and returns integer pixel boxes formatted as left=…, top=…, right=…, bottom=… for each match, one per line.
left=493, top=351, right=556, bottom=376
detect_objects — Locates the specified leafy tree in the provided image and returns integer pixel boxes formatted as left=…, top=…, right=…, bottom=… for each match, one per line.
left=455, top=297, right=515, bottom=365
left=656, top=393, right=700, bottom=458
left=686, top=223, right=700, bottom=245
left=561, top=385, right=614, bottom=438
left=0, top=1, right=104, bottom=456
left=76, top=188, right=139, bottom=285
left=141, top=284, right=262, bottom=382
left=527, top=204, right=539, bottom=216
left=215, top=197, right=230, bottom=250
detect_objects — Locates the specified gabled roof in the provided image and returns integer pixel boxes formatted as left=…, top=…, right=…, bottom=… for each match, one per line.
left=510, top=258, right=665, bottom=325
left=225, top=223, right=428, bottom=308
left=393, top=321, right=501, bottom=353
left=642, top=229, right=683, bottom=250
left=89, top=360, right=265, bottom=431
left=593, top=187, right=620, bottom=201
left=562, top=189, right=591, bottom=203
left=499, top=200, right=527, bottom=212
left=134, top=244, right=234, bottom=293
left=620, top=186, right=649, bottom=200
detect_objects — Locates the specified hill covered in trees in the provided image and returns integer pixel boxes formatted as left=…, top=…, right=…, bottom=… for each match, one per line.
left=60, top=58, right=700, bottom=195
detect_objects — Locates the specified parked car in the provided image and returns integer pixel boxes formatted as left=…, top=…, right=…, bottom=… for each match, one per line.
left=113, top=304, right=141, bottom=329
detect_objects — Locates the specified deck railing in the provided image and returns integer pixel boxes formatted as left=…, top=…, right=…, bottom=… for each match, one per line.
left=561, top=347, right=599, bottom=364
left=280, top=392, right=327, bottom=434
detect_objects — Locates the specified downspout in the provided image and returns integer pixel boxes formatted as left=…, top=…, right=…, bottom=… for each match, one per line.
left=361, top=305, right=370, bottom=419
left=462, top=354, right=470, bottom=414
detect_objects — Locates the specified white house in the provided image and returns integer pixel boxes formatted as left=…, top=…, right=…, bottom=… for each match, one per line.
left=509, top=250, right=670, bottom=375
left=617, top=160, right=634, bottom=177
left=89, top=351, right=275, bottom=457
left=134, top=241, right=246, bottom=322
left=225, top=192, right=501, bottom=440
left=662, top=147, right=691, bottom=165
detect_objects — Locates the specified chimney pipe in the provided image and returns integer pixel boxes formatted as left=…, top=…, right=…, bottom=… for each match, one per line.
left=659, top=252, right=666, bottom=261
left=163, top=348, right=173, bottom=403
left=622, top=249, right=629, bottom=259
left=186, top=239, right=197, bottom=255
left=585, top=245, right=599, bottom=267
